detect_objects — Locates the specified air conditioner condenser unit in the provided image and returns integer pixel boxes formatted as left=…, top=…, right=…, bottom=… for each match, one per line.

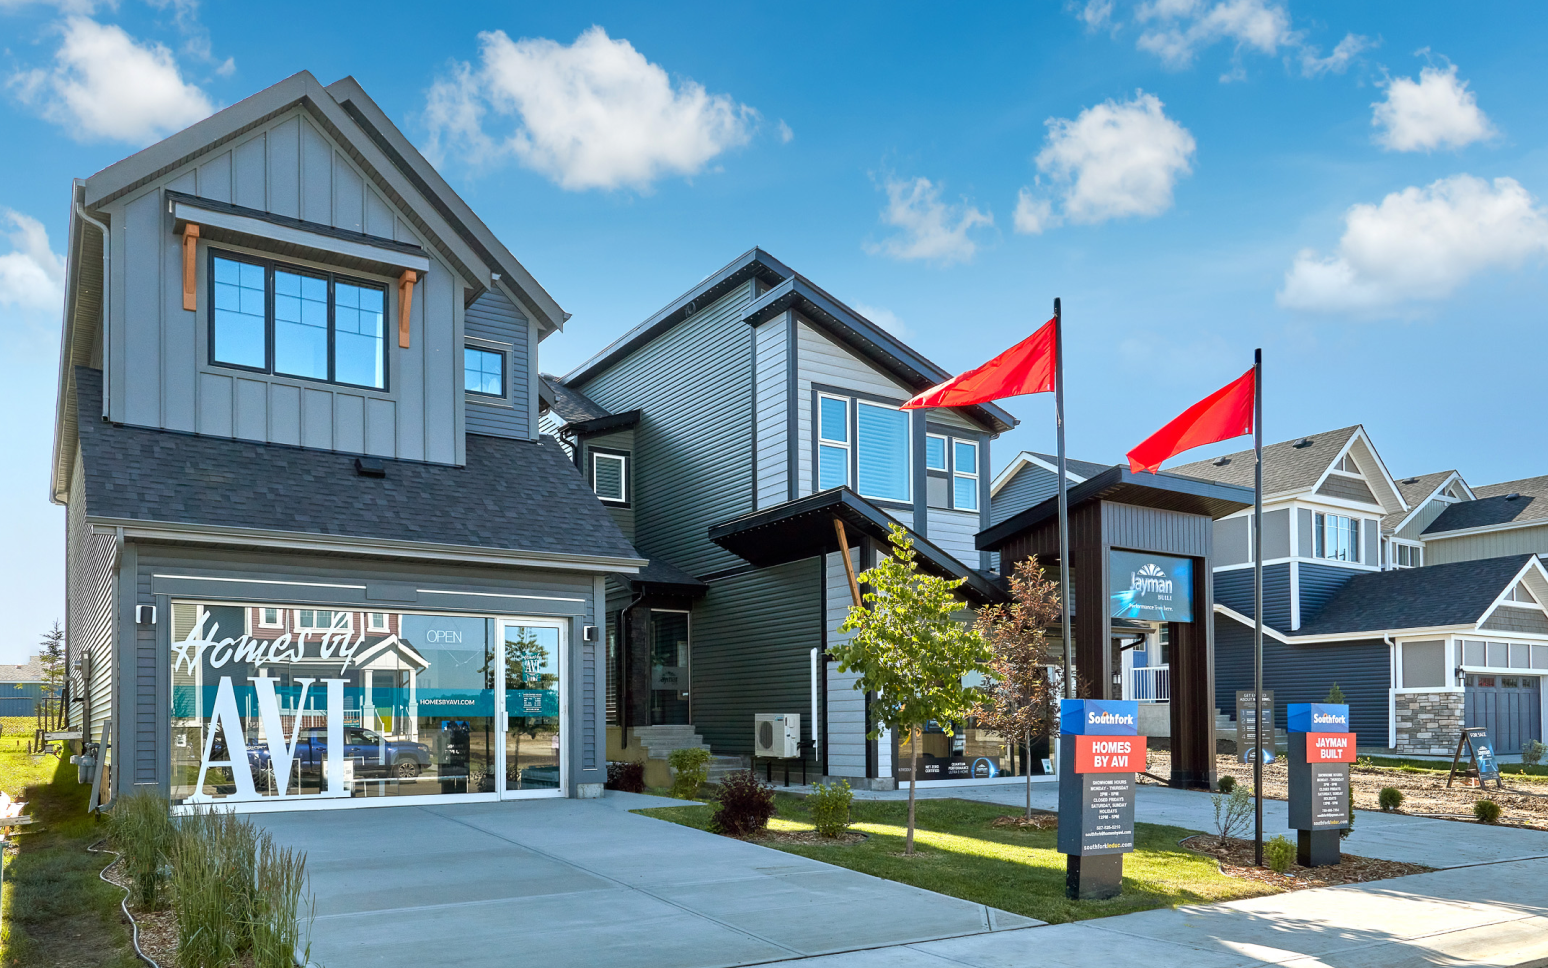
left=754, top=713, right=800, bottom=758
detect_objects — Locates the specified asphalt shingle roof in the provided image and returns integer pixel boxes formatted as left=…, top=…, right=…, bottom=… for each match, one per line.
left=0, top=657, right=44, bottom=683
left=74, top=368, right=640, bottom=562
left=540, top=375, right=614, bottom=425
left=1292, top=554, right=1533, bottom=636
left=1384, top=470, right=1458, bottom=530
left=1425, top=475, right=1548, bottom=535
left=1169, top=426, right=1360, bottom=495
left=1026, top=452, right=1115, bottom=481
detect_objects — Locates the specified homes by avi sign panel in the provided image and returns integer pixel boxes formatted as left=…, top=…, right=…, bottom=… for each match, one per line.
left=1109, top=550, right=1193, bottom=623
left=1058, top=700, right=1143, bottom=857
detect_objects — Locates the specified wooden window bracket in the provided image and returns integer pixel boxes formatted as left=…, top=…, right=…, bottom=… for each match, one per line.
left=397, top=269, right=417, bottom=348
left=181, top=223, right=200, bottom=311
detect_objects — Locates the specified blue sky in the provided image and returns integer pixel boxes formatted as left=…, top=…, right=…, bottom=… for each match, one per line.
left=2, top=2, right=1546, bottom=661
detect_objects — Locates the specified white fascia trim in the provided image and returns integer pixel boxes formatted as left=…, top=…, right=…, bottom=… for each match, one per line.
left=89, top=517, right=647, bottom=574
left=1297, top=493, right=1389, bottom=515
left=1215, top=557, right=1379, bottom=573
left=172, top=198, right=431, bottom=274
left=1422, top=518, right=1548, bottom=541
left=1213, top=603, right=1476, bottom=643
left=990, top=451, right=1086, bottom=497
left=1336, top=427, right=1409, bottom=516
left=1474, top=557, right=1548, bottom=629
left=1388, top=471, right=1468, bottom=534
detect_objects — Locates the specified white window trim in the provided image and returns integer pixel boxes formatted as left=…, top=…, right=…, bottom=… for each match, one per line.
left=817, top=393, right=851, bottom=490
left=257, top=607, right=284, bottom=629
left=854, top=399, right=912, bottom=504
left=366, top=612, right=390, bottom=632
left=952, top=439, right=979, bottom=511
left=1390, top=538, right=1423, bottom=570
left=925, top=432, right=949, bottom=472
left=294, top=608, right=353, bottom=633
left=1313, top=511, right=1361, bottom=563
left=592, top=451, right=628, bottom=504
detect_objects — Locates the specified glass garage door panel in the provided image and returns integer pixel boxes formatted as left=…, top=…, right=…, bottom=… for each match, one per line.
left=503, top=624, right=562, bottom=793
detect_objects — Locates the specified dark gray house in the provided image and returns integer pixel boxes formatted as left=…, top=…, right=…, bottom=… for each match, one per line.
left=53, top=72, right=643, bottom=812
left=542, top=250, right=1020, bottom=788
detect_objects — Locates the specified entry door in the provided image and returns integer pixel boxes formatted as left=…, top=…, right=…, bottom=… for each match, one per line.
left=498, top=620, right=566, bottom=798
left=1465, top=674, right=1542, bottom=754
left=649, top=610, right=691, bottom=725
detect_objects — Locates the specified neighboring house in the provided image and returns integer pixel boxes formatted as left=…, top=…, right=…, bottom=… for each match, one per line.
left=542, top=248, right=1018, bottom=788
left=1423, top=475, right=1548, bottom=566
left=0, top=657, right=49, bottom=718
left=1169, top=427, right=1548, bottom=754
left=52, top=72, right=642, bottom=812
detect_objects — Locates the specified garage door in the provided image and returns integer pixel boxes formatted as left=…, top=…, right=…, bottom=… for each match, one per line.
left=1465, top=674, right=1542, bottom=754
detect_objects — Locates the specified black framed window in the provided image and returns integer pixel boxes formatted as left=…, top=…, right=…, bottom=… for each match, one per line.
left=464, top=346, right=506, bottom=397
left=208, top=250, right=388, bottom=390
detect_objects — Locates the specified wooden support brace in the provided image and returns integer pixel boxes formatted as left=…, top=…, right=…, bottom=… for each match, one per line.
left=181, top=223, right=200, bottom=311
left=833, top=517, right=863, bottom=609
left=397, top=269, right=417, bottom=348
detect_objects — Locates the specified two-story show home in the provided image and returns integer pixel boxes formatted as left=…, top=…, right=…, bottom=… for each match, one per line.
left=52, top=72, right=644, bottom=812
left=541, top=249, right=1024, bottom=789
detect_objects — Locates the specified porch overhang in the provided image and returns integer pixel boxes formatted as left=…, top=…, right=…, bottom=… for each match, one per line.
left=708, top=488, right=1007, bottom=605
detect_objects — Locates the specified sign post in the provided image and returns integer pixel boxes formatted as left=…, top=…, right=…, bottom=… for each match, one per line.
left=1058, top=699, right=1144, bottom=899
left=1286, top=702, right=1353, bottom=867
left=1447, top=727, right=1503, bottom=790
left=1236, top=690, right=1275, bottom=764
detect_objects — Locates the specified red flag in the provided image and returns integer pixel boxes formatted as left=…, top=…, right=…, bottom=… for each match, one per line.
left=1127, top=368, right=1255, bottom=474
left=901, top=317, right=1056, bottom=410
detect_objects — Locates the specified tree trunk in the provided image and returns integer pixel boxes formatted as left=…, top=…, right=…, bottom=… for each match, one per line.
left=1025, top=735, right=1032, bottom=819
left=906, top=726, right=920, bottom=856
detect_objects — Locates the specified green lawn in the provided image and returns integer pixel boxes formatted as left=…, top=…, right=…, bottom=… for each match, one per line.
left=0, top=724, right=139, bottom=968
left=638, top=794, right=1274, bottom=924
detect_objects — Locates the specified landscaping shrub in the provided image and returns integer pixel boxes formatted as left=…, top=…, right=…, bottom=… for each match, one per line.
left=172, top=808, right=261, bottom=968
left=1216, top=775, right=1236, bottom=794
left=1378, top=786, right=1404, bottom=812
left=250, top=838, right=312, bottom=968
left=668, top=746, right=711, bottom=799
left=713, top=770, right=776, bottom=836
left=808, top=780, right=854, bottom=838
left=605, top=760, right=646, bottom=793
left=1522, top=739, right=1546, bottom=767
left=1264, top=835, right=1295, bottom=874
left=1474, top=799, right=1502, bottom=824
left=1211, top=785, right=1252, bottom=846
left=1325, top=682, right=1346, bottom=704
left=107, top=788, right=176, bottom=910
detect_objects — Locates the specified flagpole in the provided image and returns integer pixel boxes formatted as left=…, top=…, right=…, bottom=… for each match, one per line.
left=1055, top=298, right=1073, bottom=700
left=1253, top=347, right=1264, bottom=867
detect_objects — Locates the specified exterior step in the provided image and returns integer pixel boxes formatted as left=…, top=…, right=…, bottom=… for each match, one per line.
left=630, top=725, right=709, bottom=760
left=706, top=755, right=751, bottom=782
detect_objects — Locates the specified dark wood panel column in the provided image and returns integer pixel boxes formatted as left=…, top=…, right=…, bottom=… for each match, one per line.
left=626, top=604, right=652, bottom=729
left=1070, top=503, right=1109, bottom=699
left=1168, top=558, right=1216, bottom=789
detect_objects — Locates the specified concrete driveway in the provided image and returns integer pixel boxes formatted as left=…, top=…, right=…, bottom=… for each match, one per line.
left=255, top=792, right=1038, bottom=968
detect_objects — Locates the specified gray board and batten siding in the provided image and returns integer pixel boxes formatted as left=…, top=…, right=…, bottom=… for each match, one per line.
left=104, top=107, right=473, bottom=465
left=117, top=545, right=603, bottom=799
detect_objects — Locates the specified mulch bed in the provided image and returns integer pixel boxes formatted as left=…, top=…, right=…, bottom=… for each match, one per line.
left=97, top=846, right=178, bottom=967
left=1180, top=835, right=1431, bottom=891
left=991, top=813, right=1058, bottom=830
left=746, top=828, right=868, bottom=845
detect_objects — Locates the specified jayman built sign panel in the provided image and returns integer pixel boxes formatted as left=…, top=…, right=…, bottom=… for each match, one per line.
left=1109, top=550, right=1193, bottom=623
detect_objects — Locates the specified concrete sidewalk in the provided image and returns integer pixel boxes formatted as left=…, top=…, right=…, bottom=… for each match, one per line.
left=790, top=858, right=1548, bottom=967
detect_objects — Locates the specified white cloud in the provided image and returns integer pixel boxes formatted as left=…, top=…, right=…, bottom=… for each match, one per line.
left=8, top=16, right=214, bottom=144
left=867, top=176, right=992, bottom=265
left=1278, top=175, right=1548, bottom=315
left=1373, top=61, right=1494, bottom=152
left=852, top=302, right=910, bottom=339
left=1022, top=91, right=1195, bottom=227
left=1013, top=187, right=1055, bottom=234
left=1078, top=0, right=1116, bottom=30
left=0, top=209, right=65, bottom=316
left=1135, top=0, right=1291, bottom=69
left=424, top=25, right=757, bottom=191
left=777, top=119, right=794, bottom=144
left=1299, top=33, right=1373, bottom=78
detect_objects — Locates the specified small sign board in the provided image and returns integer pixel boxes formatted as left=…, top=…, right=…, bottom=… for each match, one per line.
left=1073, top=735, right=1147, bottom=773
left=1287, top=731, right=1352, bottom=831
left=1109, top=550, right=1194, bottom=622
left=1058, top=771, right=1136, bottom=855
left=1236, top=690, right=1274, bottom=764
left=1448, top=726, right=1504, bottom=790
left=1058, top=699, right=1140, bottom=858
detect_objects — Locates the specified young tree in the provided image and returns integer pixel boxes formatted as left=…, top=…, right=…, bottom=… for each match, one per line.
left=974, top=557, right=1062, bottom=818
left=832, top=524, right=992, bottom=855
left=39, top=621, right=66, bottom=728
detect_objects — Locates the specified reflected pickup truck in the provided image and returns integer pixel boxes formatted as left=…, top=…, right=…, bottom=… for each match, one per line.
left=250, top=727, right=433, bottom=779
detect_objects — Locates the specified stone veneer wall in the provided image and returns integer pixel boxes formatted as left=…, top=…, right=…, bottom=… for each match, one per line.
left=1394, top=691, right=1465, bottom=755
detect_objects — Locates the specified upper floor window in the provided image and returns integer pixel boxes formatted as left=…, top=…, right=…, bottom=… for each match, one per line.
left=258, top=607, right=283, bottom=629
left=1392, top=542, right=1422, bottom=569
left=1314, top=512, right=1360, bottom=562
left=1332, top=454, right=1359, bottom=474
left=296, top=609, right=351, bottom=631
left=367, top=612, right=390, bottom=632
left=925, top=435, right=947, bottom=472
left=855, top=402, right=910, bottom=503
left=465, top=347, right=506, bottom=397
left=1505, top=584, right=1539, bottom=605
left=211, top=252, right=386, bottom=390
left=591, top=449, right=628, bottom=504
left=818, top=395, right=850, bottom=490
left=953, top=440, right=979, bottom=511
left=926, top=432, right=979, bottom=511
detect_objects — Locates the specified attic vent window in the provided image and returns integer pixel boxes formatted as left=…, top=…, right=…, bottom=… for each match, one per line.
left=1213, top=457, right=1231, bottom=467
left=355, top=457, right=386, bottom=478
left=1292, top=438, right=1314, bottom=448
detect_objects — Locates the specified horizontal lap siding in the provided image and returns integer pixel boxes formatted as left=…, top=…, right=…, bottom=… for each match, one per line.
left=929, top=510, right=980, bottom=569
left=796, top=319, right=913, bottom=499
left=754, top=315, right=790, bottom=509
left=824, top=549, right=868, bottom=777
left=1298, top=562, right=1359, bottom=626
left=1215, top=563, right=1291, bottom=630
left=991, top=466, right=1058, bottom=525
left=465, top=288, right=531, bottom=440
left=577, top=286, right=754, bottom=577
left=690, top=560, right=822, bottom=763
left=1215, top=619, right=1390, bottom=739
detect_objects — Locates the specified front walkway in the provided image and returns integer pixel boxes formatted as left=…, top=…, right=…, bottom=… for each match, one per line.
left=255, top=792, right=1037, bottom=968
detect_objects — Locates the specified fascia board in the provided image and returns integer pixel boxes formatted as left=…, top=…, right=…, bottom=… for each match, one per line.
left=51, top=186, right=89, bottom=504
left=1475, top=558, right=1548, bottom=629
left=1213, top=602, right=1475, bottom=643
left=171, top=197, right=431, bottom=273
left=1388, top=471, right=1463, bottom=534
left=1310, top=428, right=1406, bottom=516
left=989, top=452, right=1085, bottom=497
left=91, top=516, right=648, bottom=574
left=1424, top=518, right=1548, bottom=540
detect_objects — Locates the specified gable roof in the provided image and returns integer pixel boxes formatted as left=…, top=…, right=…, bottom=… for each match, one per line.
left=991, top=451, right=1112, bottom=496
left=1168, top=425, right=1406, bottom=513
left=1425, top=475, right=1548, bottom=536
left=72, top=368, right=642, bottom=568
left=0, top=657, right=44, bottom=683
left=1292, top=554, right=1539, bottom=636
left=561, top=248, right=1016, bottom=435
left=1384, top=470, right=1467, bottom=532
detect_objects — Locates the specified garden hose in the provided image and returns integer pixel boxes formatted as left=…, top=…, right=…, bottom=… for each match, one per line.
left=87, top=839, right=160, bottom=968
